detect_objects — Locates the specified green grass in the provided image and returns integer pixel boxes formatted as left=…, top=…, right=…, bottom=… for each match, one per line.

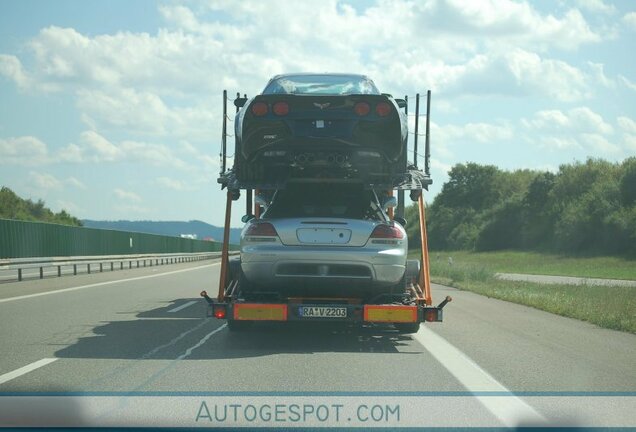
left=407, top=251, right=636, bottom=334
left=413, top=250, right=636, bottom=280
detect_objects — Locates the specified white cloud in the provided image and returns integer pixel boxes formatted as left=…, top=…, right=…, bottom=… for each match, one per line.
left=618, top=75, right=636, bottom=92
left=29, top=171, right=62, bottom=190
left=439, top=122, right=513, bottom=144
left=0, top=136, right=49, bottom=165
left=576, top=0, right=616, bottom=15
left=76, top=88, right=216, bottom=141
left=65, top=177, right=87, bottom=190
left=80, top=130, right=122, bottom=162
left=617, top=116, right=636, bottom=134
left=156, top=176, right=192, bottom=191
left=57, top=130, right=189, bottom=169
left=587, top=62, right=614, bottom=88
left=523, top=107, right=613, bottom=135
left=113, top=188, right=141, bottom=202
left=0, top=55, right=31, bottom=89
left=623, top=12, right=636, bottom=30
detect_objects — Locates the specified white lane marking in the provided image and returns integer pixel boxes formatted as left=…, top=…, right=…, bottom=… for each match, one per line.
left=0, top=358, right=58, bottom=385
left=177, top=324, right=227, bottom=360
left=167, top=300, right=198, bottom=313
left=0, top=263, right=220, bottom=305
left=413, top=327, right=546, bottom=427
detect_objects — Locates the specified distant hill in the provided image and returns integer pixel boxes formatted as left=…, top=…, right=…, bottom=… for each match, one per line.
left=82, top=219, right=242, bottom=245
left=0, top=186, right=82, bottom=226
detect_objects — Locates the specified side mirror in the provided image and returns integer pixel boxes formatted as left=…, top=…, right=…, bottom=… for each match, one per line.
left=395, top=99, right=407, bottom=109
left=393, top=217, right=407, bottom=227
left=254, top=194, right=270, bottom=210
left=241, top=214, right=255, bottom=223
left=234, top=97, right=248, bottom=108
left=381, top=196, right=398, bottom=211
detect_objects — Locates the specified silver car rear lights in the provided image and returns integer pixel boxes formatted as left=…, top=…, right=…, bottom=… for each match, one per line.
left=369, top=223, right=404, bottom=240
left=244, top=221, right=280, bottom=242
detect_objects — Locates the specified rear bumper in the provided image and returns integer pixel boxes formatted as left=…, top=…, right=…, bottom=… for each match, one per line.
left=203, top=301, right=445, bottom=324
left=240, top=245, right=406, bottom=287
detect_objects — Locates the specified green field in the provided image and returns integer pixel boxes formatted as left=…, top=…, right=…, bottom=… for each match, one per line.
left=408, top=250, right=636, bottom=334
left=418, top=250, right=636, bottom=280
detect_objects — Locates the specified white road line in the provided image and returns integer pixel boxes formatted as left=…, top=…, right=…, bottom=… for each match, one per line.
left=413, top=327, right=547, bottom=427
left=0, top=358, right=58, bottom=385
left=0, top=263, right=219, bottom=305
left=177, top=324, right=227, bottom=360
left=167, top=300, right=198, bottom=313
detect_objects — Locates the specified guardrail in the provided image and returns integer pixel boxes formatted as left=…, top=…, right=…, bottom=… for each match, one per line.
left=0, top=252, right=233, bottom=283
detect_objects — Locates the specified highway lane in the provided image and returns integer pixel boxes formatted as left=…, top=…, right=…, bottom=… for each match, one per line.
left=1, top=261, right=635, bottom=426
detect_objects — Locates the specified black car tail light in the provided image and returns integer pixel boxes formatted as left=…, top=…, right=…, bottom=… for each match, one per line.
left=376, top=102, right=392, bottom=117
left=354, top=102, right=370, bottom=116
left=370, top=224, right=404, bottom=239
left=251, top=102, right=268, bottom=116
left=273, top=101, right=289, bottom=116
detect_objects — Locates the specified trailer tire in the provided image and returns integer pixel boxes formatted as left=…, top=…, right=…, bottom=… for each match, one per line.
left=394, top=322, right=420, bottom=334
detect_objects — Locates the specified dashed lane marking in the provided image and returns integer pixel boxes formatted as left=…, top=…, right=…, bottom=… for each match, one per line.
left=0, top=358, right=58, bottom=385
left=413, top=326, right=547, bottom=427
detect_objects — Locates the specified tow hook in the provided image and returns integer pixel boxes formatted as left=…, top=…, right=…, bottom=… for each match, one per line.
left=437, top=296, right=452, bottom=309
left=200, top=290, right=214, bottom=305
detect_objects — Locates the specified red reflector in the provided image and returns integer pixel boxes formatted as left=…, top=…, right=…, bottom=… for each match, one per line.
left=214, top=306, right=226, bottom=319
left=370, top=224, right=404, bottom=239
left=354, top=102, right=370, bottom=116
left=244, top=221, right=278, bottom=237
left=251, top=102, right=268, bottom=116
left=376, top=102, right=392, bottom=117
left=425, top=309, right=438, bottom=322
left=273, top=101, right=289, bottom=116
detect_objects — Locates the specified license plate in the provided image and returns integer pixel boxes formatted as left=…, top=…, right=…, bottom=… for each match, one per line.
left=299, top=306, right=347, bottom=318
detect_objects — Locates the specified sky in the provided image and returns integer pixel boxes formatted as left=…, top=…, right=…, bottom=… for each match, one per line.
left=0, top=0, right=635, bottom=228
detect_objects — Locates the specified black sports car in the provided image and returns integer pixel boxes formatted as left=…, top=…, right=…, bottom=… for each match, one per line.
left=232, top=73, right=408, bottom=186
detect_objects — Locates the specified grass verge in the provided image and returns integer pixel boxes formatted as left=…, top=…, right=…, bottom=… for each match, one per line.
left=413, top=250, right=636, bottom=280
left=426, top=258, right=636, bottom=334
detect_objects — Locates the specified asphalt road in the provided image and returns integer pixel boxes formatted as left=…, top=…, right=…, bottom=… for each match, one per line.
left=1, top=260, right=635, bottom=428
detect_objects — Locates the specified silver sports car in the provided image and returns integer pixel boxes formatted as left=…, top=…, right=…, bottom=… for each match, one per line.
left=239, top=183, right=407, bottom=300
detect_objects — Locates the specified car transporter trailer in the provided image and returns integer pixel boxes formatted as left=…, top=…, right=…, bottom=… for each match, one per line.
left=200, top=90, right=451, bottom=332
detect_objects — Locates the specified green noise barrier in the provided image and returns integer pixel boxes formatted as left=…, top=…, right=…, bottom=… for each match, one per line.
left=0, top=219, right=225, bottom=258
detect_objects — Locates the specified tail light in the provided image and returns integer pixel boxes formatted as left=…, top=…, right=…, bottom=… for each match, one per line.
left=251, top=102, right=268, bottom=116
left=370, top=224, right=404, bottom=239
left=244, top=221, right=279, bottom=240
left=376, top=102, right=392, bottom=117
left=354, top=102, right=370, bottom=116
left=273, top=101, right=289, bottom=116
left=213, top=305, right=227, bottom=319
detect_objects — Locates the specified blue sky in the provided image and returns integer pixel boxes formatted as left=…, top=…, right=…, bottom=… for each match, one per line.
left=1, top=0, right=635, bottom=228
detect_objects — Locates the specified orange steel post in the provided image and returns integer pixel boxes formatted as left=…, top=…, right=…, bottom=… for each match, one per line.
left=217, top=190, right=233, bottom=302
left=418, top=193, right=433, bottom=305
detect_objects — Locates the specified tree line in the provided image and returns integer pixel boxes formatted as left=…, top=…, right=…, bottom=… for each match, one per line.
left=405, top=158, right=636, bottom=256
left=0, top=186, right=83, bottom=226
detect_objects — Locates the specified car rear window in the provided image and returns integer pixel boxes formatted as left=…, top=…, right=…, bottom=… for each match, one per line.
left=262, top=185, right=386, bottom=220
left=263, top=75, right=380, bottom=95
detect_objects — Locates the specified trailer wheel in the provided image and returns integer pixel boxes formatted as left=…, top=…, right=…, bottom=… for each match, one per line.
left=227, top=319, right=253, bottom=332
left=394, top=322, right=421, bottom=334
